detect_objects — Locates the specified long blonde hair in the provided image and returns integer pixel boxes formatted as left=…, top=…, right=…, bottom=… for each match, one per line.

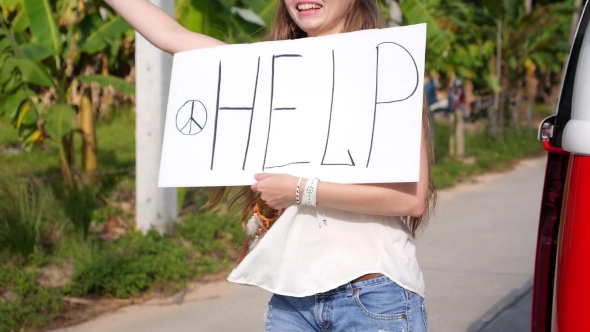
left=206, top=0, right=437, bottom=237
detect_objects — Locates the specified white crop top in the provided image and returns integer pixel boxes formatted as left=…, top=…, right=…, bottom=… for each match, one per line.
left=227, top=204, right=425, bottom=298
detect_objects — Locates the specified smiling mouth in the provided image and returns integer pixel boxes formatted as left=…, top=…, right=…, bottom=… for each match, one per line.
left=297, top=3, right=322, bottom=11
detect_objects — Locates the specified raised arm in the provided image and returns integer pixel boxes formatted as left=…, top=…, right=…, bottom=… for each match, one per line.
left=104, top=0, right=225, bottom=54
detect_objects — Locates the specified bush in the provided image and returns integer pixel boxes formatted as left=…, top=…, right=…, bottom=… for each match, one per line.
left=0, top=264, right=63, bottom=332
left=177, top=211, right=245, bottom=255
left=66, top=230, right=195, bottom=299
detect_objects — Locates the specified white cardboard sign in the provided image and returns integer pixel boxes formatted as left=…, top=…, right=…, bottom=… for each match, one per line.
left=159, top=24, right=426, bottom=187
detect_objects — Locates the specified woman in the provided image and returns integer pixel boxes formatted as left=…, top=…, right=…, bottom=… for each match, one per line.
left=106, top=0, right=437, bottom=331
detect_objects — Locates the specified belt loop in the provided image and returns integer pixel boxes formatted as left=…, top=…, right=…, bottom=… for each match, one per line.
left=345, top=282, right=354, bottom=297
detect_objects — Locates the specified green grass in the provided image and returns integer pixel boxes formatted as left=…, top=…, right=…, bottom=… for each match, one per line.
left=533, top=103, right=556, bottom=118
left=0, top=110, right=135, bottom=181
left=431, top=120, right=543, bottom=189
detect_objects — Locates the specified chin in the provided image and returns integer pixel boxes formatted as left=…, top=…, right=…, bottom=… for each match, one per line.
left=296, top=23, right=328, bottom=37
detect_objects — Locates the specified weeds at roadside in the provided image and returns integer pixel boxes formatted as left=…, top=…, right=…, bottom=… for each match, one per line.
left=432, top=121, right=543, bottom=188
left=0, top=262, right=63, bottom=332
left=0, top=183, right=48, bottom=259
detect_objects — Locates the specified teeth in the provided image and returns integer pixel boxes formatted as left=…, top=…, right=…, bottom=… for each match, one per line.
left=297, top=3, right=321, bottom=10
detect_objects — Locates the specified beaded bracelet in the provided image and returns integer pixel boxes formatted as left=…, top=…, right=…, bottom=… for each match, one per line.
left=296, top=177, right=302, bottom=205
left=302, top=178, right=320, bottom=207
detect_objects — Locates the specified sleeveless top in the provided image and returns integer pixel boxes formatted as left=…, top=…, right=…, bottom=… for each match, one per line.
left=227, top=204, right=425, bottom=298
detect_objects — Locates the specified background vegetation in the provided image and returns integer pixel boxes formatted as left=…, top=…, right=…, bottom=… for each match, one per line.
left=0, top=0, right=581, bottom=330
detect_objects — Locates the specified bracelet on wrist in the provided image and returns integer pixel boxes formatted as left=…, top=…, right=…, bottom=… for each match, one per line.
left=295, top=177, right=302, bottom=205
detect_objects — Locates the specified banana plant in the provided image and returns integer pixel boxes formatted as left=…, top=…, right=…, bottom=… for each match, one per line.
left=175, top=0, right=272, bottom=43
left=401, top=0, right=501, bottom=95
left=0, top=0, right=134, bottom=188
left=486, top=0, right=574, bottom=128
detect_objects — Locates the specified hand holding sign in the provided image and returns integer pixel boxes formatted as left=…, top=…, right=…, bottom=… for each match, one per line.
left=251, top=173, right=299, bottom=210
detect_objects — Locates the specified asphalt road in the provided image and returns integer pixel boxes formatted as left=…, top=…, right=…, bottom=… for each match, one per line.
left=51, top=157, right=546, bottom=332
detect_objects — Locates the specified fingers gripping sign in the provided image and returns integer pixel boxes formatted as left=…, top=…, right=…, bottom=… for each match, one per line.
left=251, top=173, right=299, bottom=210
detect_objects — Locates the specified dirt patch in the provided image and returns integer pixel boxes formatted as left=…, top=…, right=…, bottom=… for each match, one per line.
left=37, top=261, right=75, bottom=288
left=1, top=290, right=16, bottom=303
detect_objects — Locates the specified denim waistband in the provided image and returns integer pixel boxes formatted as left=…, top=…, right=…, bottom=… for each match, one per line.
left=319, top=275, right=392, bottom=296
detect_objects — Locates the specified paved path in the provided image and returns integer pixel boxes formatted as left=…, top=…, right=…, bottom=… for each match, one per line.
left=51, top=158, right=546, bottom=332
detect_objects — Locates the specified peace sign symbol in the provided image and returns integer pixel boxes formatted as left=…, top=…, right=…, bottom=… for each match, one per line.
left=176, top=100, right=208, bottom=135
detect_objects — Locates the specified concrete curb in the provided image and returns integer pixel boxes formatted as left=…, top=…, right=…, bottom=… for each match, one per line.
left=467, top=279, right=534, bottom=332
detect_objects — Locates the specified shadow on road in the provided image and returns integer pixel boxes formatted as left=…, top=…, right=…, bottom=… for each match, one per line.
left=467, top=279, right=533, bottom=332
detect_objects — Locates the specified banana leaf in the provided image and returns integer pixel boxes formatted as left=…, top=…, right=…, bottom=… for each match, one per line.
left=178, top=0, right=229, bottom=41
left=46, top=103, right=76, bottom=138
left=22, top=0, right=61, bottom=55
left=12, top=7, right=30, bottom=33
left=79, top=75, right=135, bottom=95
left=79, top=15, right=131, bottom=54
left=21, top=43, right=53, bottom=61
left=242, top=0, right=277, bottom=27
left=231, top=7, right=266, bottom=27
left=13, top=58, right=54, bottom=87
left=400, top=0, right=447, bottom=55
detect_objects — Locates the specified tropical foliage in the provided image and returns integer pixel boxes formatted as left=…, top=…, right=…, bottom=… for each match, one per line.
left=399, top=0, right=577, bottom=136
left=0, top=0, right=136, bottom=188
left=175, top=0, right=276, bottom=43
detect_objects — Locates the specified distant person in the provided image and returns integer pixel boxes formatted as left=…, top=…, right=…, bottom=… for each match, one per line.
left=425, top=74, right=448, bottom=114
left=447, top=78, right=468, bottom=119
left=107, top=0, right=437, bottom=331
left=424, top=75, right=438, bottom=107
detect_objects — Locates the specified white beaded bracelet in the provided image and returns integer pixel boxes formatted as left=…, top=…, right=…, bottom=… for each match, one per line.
left=295, top=177, right=302, bottom=205
left=302, top=178, right=320, bottom=207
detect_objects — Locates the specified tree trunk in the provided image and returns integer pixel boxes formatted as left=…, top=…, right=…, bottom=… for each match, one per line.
left=455, top=108, right=465, bottom=159
left=448, top=108, right=465, bottom=160
left=569, top=0, right=583, bottom=44
left=465, top=80, right=475, bottom=120
left=509, top=77, right=523, bottom=128
left=81, top=91, right=98, bottom=185
left=60, top=135, right=75, bottom=191
left=525, top=61, right=539, bottom=129
left=490, top=19, right=503, bottom=139
left=449, top=111, right=456, bottom=158
left=559, top=0, right=584, bottom=96
left=499, top=74, right=509, bottom=132
left=525, top=0, right=532, bottom=14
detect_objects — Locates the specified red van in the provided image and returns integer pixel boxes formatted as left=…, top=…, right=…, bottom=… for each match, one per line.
left=532, top=3, right=590, bottom=331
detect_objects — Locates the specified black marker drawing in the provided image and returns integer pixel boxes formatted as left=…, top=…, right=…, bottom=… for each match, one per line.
left=366, top=42, right=419, bottom=168
left=265, top=161, right=311, bottom=169
left=176, top=100, right=208, bottom=135
left=243, top=57, right=261, bottom=170
left=210, top=61, right=222, bottom=170
left=262, top=54, right=311, bottom=170
left=210, top=57, right=261, bottom=170
left=321, top=50, right=355, bottom=166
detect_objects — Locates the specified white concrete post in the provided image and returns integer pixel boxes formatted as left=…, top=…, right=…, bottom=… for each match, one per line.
left=135, top=0, right=177, bottom=234
left=387, top=0, right=402, bottom=27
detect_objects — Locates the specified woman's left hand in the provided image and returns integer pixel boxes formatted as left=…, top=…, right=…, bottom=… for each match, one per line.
left=251, top=173, right=300, bottom=210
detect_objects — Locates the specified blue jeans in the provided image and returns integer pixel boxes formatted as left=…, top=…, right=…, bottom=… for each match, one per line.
left=265, top=276, right=428, bottom=332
